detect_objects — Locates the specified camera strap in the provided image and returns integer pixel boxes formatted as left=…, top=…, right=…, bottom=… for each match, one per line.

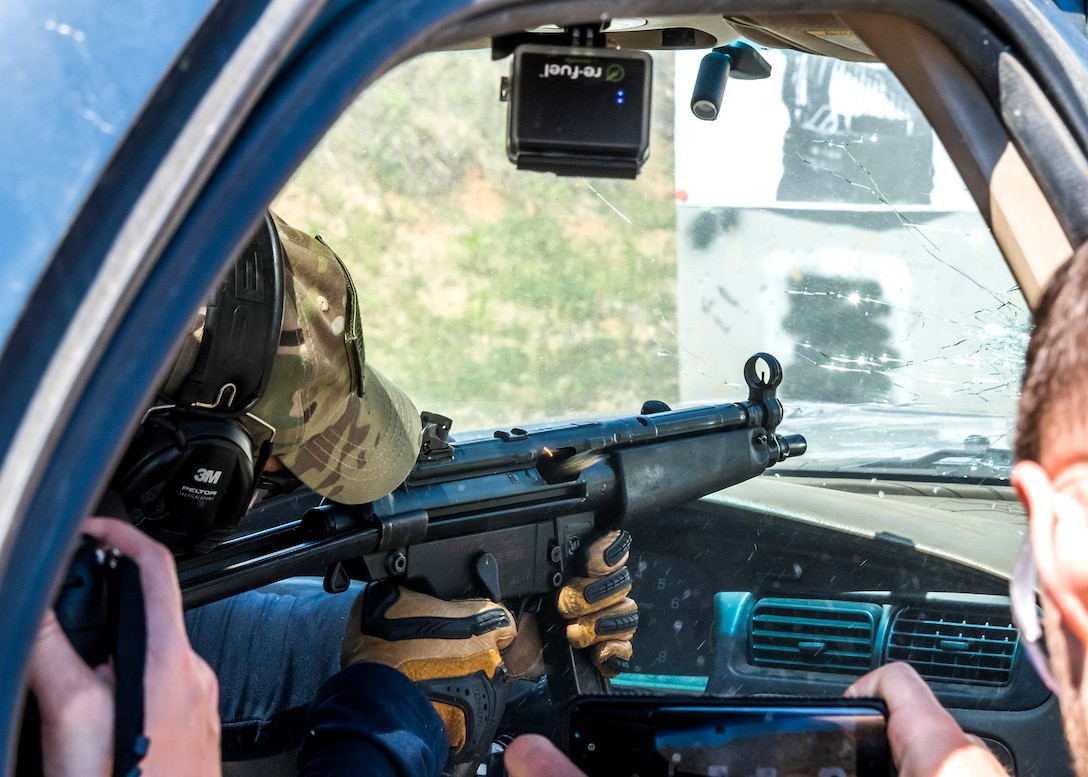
left=111, top=555, right=149, bottom=777
left=16, top=547, right=149, bottom=777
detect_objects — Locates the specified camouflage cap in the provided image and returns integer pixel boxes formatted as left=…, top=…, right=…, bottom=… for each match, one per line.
left=252, top=214, right=421, bottom=503
left=165, top=213, right=421, bottom=504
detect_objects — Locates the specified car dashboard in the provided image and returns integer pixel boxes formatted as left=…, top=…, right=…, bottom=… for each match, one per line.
left=622, top=475, right=1066, bottom=775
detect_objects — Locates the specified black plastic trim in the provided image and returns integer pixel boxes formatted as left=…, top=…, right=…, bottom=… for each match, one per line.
left=999, top=51, right=1088, bottom=245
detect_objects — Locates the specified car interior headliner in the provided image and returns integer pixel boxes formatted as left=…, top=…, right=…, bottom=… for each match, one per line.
left=425, top=1, right=1079, bottom=306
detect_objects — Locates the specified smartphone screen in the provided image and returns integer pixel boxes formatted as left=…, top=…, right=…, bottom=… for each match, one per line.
left=564, top=696, right=892, bottom=777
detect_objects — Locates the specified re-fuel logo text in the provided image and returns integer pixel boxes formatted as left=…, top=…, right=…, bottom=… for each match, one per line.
left=540, top=61, right=626, bottom=81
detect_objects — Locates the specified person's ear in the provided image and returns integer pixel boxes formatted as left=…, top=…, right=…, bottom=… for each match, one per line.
left=1014, top=460, right=1054, bottom=535
left=1014, top=460, right=1088, bottom=642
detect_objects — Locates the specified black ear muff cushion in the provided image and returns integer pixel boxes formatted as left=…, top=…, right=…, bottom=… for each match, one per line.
left=111, top=213, right=283, bottom=554
left=112, top=414, right=254, bottom=552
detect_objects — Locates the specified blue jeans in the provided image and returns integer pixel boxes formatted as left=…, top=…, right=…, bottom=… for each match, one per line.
left=186, top=579, right=446, bottom=776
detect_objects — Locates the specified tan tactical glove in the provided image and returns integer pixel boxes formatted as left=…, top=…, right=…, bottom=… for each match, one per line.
left=556, top=529, right=639, bottom=678
left=341, top=580, right=517, bottom=768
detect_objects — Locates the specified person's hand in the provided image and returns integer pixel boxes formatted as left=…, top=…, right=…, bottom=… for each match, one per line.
left=557, top=530, right=639, bottom=678
left=341, top=580, right=517, bottom=768
left=27, top=517, right=221, bottom=777
left=28, top=608, right=113, bottom=777
left=846, top=662, right=1007, bottom=777
left=508, top=663, right=1011, bottom=777
left=505, top=734, right=587, bottom=777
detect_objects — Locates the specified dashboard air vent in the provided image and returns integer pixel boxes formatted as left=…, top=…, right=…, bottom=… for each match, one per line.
left=887, top=606, right=1018, bottom=686
left=750, top=598, right=879, bottom=674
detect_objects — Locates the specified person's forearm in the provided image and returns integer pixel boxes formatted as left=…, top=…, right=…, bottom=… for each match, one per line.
left=297, top=662, right=447, bottom=777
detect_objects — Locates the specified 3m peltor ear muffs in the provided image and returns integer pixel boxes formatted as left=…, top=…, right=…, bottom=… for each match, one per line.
left=109, top=213, right=284, bottom=554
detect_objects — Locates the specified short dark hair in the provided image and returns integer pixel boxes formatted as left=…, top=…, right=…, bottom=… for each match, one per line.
left=1016, top=242, right=1088, bottom=463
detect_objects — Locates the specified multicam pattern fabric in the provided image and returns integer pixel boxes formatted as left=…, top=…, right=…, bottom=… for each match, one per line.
left=249, top=215, right=421, bottom=504
left=164, top=213, right=421, bottom=505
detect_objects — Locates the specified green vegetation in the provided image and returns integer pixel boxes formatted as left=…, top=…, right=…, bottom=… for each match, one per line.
left=274, top=49, right=678, bottom=430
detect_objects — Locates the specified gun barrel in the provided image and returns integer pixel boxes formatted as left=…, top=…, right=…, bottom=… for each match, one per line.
left=615, top=428, right=771, bottom=522
left=408, top=401, right=754, bottom=486
left=779, top=433, right=807, bottom=459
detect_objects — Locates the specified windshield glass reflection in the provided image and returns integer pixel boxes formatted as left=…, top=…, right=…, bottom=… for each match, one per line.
left=273, top=45, right=1026, bottom=481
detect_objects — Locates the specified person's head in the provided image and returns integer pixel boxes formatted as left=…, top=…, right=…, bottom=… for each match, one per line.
left=125, top=212, right=421, bottom=549
left=1013, top=240, right=1088, bottom=776
left=1016, top=243, right=1088, bottom=469
left=244, top=215, right=422, bottom=503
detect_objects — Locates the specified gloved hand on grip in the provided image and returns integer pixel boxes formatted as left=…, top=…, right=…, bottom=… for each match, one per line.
left=557, top=529, right=639, bottom=678
left=340, top=580, right=517, bottom=770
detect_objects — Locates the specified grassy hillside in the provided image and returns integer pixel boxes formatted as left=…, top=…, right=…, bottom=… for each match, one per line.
left=274, top=49, right=678, bottom=429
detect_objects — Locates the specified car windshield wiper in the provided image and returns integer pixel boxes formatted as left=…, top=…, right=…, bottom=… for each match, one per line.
left=779, top=435, right=1013, bottom=485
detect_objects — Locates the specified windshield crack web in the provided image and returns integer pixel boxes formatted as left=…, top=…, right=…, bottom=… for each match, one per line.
left=582, top=178, right=634, bottom=224
left=787, top=135, right=1028, bottom=418
left=670, top=52, right=1029, bottom=471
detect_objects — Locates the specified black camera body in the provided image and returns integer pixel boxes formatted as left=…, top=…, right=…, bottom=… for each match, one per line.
left=505, top=44, right=653, bottom=178
left=53, top=536, right=121, bottom=667
left=19, top=538, right=143, bottom=777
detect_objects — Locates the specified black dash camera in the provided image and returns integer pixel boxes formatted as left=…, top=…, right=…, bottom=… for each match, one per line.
left=505, top=44, right=652, bottom=179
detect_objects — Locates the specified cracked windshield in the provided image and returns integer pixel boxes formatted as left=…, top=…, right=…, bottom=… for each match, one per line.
left=272, top=45, right=1026, bottom=483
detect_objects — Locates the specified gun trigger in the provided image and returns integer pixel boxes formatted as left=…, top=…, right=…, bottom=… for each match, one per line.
left=323, top=561, right=351, bottom=594
left=474, top=552, right=503, bottom=601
